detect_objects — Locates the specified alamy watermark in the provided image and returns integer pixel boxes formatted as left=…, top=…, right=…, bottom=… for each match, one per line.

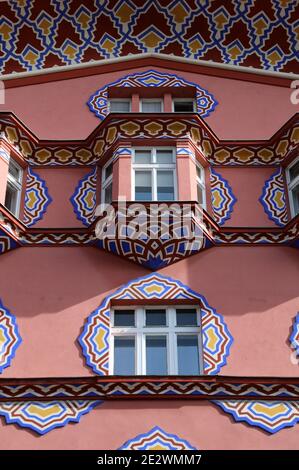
left=94, top=199, right=204, bottom=246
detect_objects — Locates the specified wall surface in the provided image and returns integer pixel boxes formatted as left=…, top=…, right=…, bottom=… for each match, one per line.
left=0, top=246, right=298, bottom=378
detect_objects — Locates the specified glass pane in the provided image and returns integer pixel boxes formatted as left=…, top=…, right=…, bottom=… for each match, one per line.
left=146, top=336, right=167, bottom=375
left=197, top=184, right=203, bottom=205
left=141, top=100, right=162, bottom=113
left=4, top=184, right=18, bottom=215
left=8, top=160, right=22, bottom=182
left=156, top=149, right=173, bottom=164
left=174, top=100, right=194, bottom=112
left=114, top=337, right=135, bottom=375
left=135, top=171, right=152, bottom=201
left=145, top=309, right=166, bottom=326
left=290, top=161, right=299, bottom=181
left=177, top=335, right=200, bottom=375
left=134, top=150, right=151, bottom=164
left=104, top=182, right=113, bottom=204
left=114, top=310, right=135, bottom=327
left=104, top=162, right=113, bottom=180
left=110, top=100, right=130, bottom=112
left=176, top=308, right=198, bottom=326
left=157, top=171, right=174, bottom=200
left=196, top=165, right=203, bottom=180
left=292, top=185, right=299, bottom=215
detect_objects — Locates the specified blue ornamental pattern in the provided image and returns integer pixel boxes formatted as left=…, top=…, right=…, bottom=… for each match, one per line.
left=23, top=168, right=52, bottom=226
left=259, top=168, right=288, bottom=226
left=70, top=167, right=97, bottom=226
left=88, top=69, right=218, bottom=120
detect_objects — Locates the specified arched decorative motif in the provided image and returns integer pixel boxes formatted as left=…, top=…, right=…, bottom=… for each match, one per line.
left=119, top=426, right=197, bottom=450
left=213, top=400, right=299, bottom=434
left=0, top=400, right=101, bottom=435
left=88, top=69, right=218, bottom=120
left=79, top=273, right=233, bottom=376
left=70, top=167, right=97, bottom=226
left=289, top=313, right=299, bottom=356
left=210, top=169, right=237, bottom=225
left=23, top=168, right=52, bottom=226
left=0, top=299, right=22, bottom=373
left=259, top=168, right=288, bottom=227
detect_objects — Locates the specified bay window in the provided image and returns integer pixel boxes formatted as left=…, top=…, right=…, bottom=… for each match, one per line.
left=196, top=164, right=206, bottom=208
left=101, top=159, right=113, bottom=204
left=287, top=157, right=299, bottom=217
left=132, top=148, right=176, bottom=201
left=110, top=306, right=203, bottom=376
left=4, top=159, right=23, bottom=217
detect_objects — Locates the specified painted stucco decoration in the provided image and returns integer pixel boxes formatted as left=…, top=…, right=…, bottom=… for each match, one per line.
left=213, top=400, right=299, bottom=434
left=23, top=168, right=52, bottom=226
left=0, top=400, right=101, bottom=435
left=289, top=313, right=299, bottom=356
left=88, top=69, right=218, bottom=119
left=210, top=168, right=237, bottom=225
left=119, top=426, right=197, bottom=450
left=70, top=167, right=97, bottom=226
left=0, top=1, right=297, bottom=75
left=0, top=230, right=19, bottom=256
left=0, top=299, right=22, bottom=373
left=259, top=168, right=288, bottom=227
left=1, top=112, right=298, bottom=167
left=79, top=273, right=233, bottom=376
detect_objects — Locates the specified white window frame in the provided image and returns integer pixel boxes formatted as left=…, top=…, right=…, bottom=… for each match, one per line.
left=196, top=162, right=206, bottom=209
left=108, top=98, right=131, bottom=113
left=109, top=305, right=204, bottom=376
left=5, top=159, right=23, bottom=217
left=173, top=98, right=196, bottom=113
left=140, top=98, right=163, bottom=113
left=101, top=157, right=114, bottom=204
left=132, top=147, right=177, bottom=201
left=286, top=156, right=299, bottom=217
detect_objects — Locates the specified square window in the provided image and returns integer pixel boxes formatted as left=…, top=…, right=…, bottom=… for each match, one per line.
left=109, top=100, right=130, bottom=112
left=174, top=100, right=194, bottom=112
left=145, top=309, right=166, bottom=326
left=114, top=310, right=135, bottom=327
left=141, top=100, right=162, bottom=113
left=176, top=308, right=198, bottom=326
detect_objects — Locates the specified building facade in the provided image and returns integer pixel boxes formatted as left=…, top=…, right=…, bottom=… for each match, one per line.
left=0, top=0, right=298, bottom=450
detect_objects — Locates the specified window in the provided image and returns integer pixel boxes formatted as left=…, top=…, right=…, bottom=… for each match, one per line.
left=4, top=159, right=22, bottom=216
left=110, top=306, right=203, bottom=376
left=287, top=157, right=299, bottom=217
left=109, top=99, right=131, bottom=113
left=140, top=99, right=163, bottom=113
left=132, top=148, right=176, bottom=201
left=173, top=99, right=195, bottom=113
left=196, top=164, right=206, bottom=208
left=101, top=159, right=113, bottom=204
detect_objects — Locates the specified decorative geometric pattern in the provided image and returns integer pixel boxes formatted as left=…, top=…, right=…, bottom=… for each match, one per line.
left=0, top=229, right=19, bottom=256
left=88, top=69, right=218, bottom=119
left=79, top=273, right=233, bottom=376
left=0, top=112, right=298, bottom=166
left=0, top=400, right=101, bottom=435
left=213, top=400, right=299, bottom=434
left=1, top=377, right=299, bottom=401
left=23, top=168, right=52, bottom=226
left=119, top=426, right=196, bottom=450
left=70, top=167, right=97, bottom=226
left=0, top=1, right=297, bottom=75
left=259, top=168, right=288, bottom=226
left=289, top=313, right=299, bottom=355
left=0, top=299, right=22, bottom=373
left=210, top=168, right=237, bottom=225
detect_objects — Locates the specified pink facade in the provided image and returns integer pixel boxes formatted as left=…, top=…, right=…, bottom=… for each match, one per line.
left=0, top=1, right=298, bottom=452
